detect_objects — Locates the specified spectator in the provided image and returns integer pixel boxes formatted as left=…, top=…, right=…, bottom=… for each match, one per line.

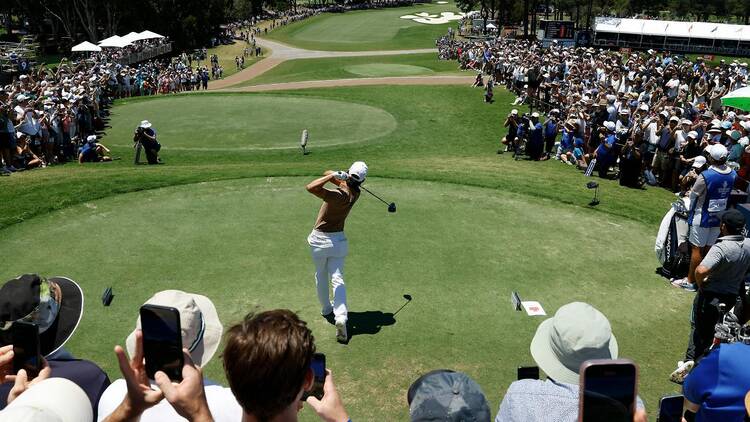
left=0, top=378, right=93, bottom=422
left=0, top=274, right=110, bottom=418
left=671, top=209, right=750, bottom=383
left=222, top=309, right=350, bottom=422
left=133, top=120, right=161, bottom=164
left=97, top=290, right=241, bottom=421
left=496, top=302, right=646, bottom=421
left=79, top=135, right=112, bottom=163
left=407, top=370, right=491, bottom=422
left=682, top=342, right=750, bottom=421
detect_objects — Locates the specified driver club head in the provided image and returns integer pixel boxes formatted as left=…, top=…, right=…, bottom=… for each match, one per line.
left=388, top=202, right=397, bottom=213
left=403, top=294, right=412, bottom=301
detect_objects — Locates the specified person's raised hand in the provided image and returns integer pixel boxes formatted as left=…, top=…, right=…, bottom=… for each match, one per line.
left=113, top=330, right=164, bottom=415
left=0, top=345, right=14, bottom=382
left=306, top=369, right=349, bottom=422
left=154, top=349, right=213, bottom=422
left=7, top=362, right=51, bottom=404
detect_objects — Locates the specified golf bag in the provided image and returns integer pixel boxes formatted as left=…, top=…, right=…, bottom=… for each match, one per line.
left=584, top=158, right=596, bottom=177
left=656, top=199, right=691, bottom=280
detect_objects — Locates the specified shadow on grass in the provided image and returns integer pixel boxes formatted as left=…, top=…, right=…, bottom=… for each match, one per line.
left=324, top=310, right=396, bottom=341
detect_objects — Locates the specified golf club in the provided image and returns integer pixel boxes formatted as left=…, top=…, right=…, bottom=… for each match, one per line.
left=393, top=294, right=412, bottom=316
left=361, top=186, right=396, bottom=213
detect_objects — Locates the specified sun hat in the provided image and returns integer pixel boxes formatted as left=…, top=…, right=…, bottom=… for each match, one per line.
left=125, top=290, right=222, bottom=369
left=138, top=120, right=152, bottom=129
left=709, top=143, right=729, bottom=161
left=0, top=378, right=93, bottom=422
left=692, top=155, right=707, bottom=168
left=0, top=275, right=84, bottom=357
left=348, top=161, right=368, bottom=183
left=407, top=370, right=491, bottom=422
left=721, top=121, right=733, bottom=130
left=728, top=130, right=742, bottom=141
left=530, top=302, right=618, bottom=385
left=681, top=119, right=692, bottom=125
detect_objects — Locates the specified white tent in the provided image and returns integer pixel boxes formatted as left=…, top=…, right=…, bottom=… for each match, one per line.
left=120, top=31, right=142, bottom=43
left=99, top=35, right=125, bottom=48
left=486, top=23, right=497, bottom=29
left=71, top=41, right=102, bottom=52
left=138, top=30, right=164, bottom=40
left=594, top=17, right=750, bottom=43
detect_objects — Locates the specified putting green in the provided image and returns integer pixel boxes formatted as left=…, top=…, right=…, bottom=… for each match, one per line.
left=266, top=4, right=456, bottom=51
left=344, top=63, right=434, bottom=77
left=108, top=95, right=397, bottom=150
left=0, top=177, right=685, bottom=420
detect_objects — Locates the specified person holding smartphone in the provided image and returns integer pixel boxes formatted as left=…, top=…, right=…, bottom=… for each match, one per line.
left=306, top=161, right=368, bottom=343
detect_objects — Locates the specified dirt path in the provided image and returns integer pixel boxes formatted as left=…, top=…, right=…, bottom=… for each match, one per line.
left=208, top=37, right=439, bottom=90
left=219, top=75, right=474, bottom=92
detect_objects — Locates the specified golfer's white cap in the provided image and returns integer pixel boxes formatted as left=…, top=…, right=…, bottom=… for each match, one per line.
left=710, top=144, right=729, bottom=160
left=348, top=161, right=368, bottom=183
left=1, top=378, right=93, bottom=422
left=86, top=135, right=97, bottom=142
left=692, top=155, right=707, bottom=168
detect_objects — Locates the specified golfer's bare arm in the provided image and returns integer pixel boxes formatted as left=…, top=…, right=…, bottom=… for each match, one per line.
left=306, top=171, right=341, bottom=200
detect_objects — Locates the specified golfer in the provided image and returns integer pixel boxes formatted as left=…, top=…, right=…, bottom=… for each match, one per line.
left=306, top=161, right=368, bottom=343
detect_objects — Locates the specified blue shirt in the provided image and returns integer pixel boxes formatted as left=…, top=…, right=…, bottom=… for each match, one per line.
left=596, top=134, right=617, bottom=157
left=683, top=343, right=750, bottom=422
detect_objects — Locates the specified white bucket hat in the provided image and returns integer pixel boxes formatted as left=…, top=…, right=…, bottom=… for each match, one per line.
left=139, top=120, right=152, bottom=129
left=348, top=161, right=368, bottom=183
left=1, top=378, right=93, bottom=422
left=530, top=302, right=618, bottom=385
left=126, top=290, right=222, bottom=369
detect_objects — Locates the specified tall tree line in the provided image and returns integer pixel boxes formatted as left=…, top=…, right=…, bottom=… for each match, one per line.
left=2, top=0, right=229, bottom=51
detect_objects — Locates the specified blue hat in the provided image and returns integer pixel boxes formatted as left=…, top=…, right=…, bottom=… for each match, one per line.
left=408, top=370, right=491, bottom=422
left=721, top=121, right=732, bottom=130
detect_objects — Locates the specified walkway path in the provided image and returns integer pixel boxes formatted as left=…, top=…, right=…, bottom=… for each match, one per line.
left=208, top=37, right=440, bottom=90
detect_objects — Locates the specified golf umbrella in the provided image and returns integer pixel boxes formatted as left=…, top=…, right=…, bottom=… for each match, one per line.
left=722, top=86, right=750, bottom=111
left=71, top=41, right=101, bottom=52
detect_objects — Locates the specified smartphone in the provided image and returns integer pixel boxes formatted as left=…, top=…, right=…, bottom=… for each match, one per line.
left=517, top=366, right=540, bottom=380
left=304, top=353, right=326, bottom=400
left=140, top=304, right=183, bottom=382
left=658, top=395, right=684, bottom=422
left=579, top=359, right=638, bottom=422
left=11, top=321, right=41, bottom=378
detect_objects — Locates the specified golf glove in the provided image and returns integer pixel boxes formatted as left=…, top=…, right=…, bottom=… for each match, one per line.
left=333, top=171, right=349, bottom=181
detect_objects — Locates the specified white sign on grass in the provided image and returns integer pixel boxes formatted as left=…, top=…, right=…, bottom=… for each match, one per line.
left=400, top=11, right=465, bottom=25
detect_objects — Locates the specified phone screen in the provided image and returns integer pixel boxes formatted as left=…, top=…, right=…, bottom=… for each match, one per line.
left=10, top=321, right=41, bottom=378
left=517, top=366, right=540, bottom=380
left=140, top=305, right=183, bottom=382
left=581, top=362, right=637, bottom=422
left=658, top=395, right=684, bottom=422
left=309, top=353, right=326, bottom=400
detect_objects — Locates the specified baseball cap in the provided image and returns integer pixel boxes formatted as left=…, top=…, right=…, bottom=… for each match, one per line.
left=721, top=208, right=746, bottom=232
left=531, top=112, right=540, bottom=118
left=348, top=161, right=368, bottom=183
left=0, top=275, right=84, bottom=357
left=721, top=121, right=733, bottom=130
left=669, top=116, right=680, bottom=123
left=709, top=144, right=729, bottom=160
left=692, top=155, right=707, bottom=168
left=604, top=121, right=616, bottom=132
left=86, top=135, right=97, bottom=143
left=728, top=130, right=742, bottom=141
left=511, top=109, right=518, bottom=116
left=681, top=119, right=692, bottom=125
left=687, top=131, right=699, bottom=139
left=16, top=94, right=28, bottom=102
left=126, top=290, right=222, bottom=368
left=0, top=378, right=93, bottom=422
left=407, top=370, right=491, bottom=422
left=530, top=302, right=618, bottom=385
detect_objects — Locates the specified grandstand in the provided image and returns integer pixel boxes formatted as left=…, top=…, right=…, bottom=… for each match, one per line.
left=593, top=17, right=750, bottom=56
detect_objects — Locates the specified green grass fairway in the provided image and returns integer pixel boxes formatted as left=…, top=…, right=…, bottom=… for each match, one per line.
left=107, top=94, right=397, bottom=150
left=239, top=53, right=461, bottom=86
left=0, top=176, right=686, bottom=420
left=0, top=85, right=690, bottom=419
left=197, top=41, right=265, bottom=78
left=266, top=3, right=457, bottom=51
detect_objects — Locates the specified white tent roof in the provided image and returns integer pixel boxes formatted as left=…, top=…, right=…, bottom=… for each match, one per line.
left=71, top=41, right=101, bottom=52
left=486, top=23, right=497, bottom=29
left=99, top=35, right=125, bottom=47
left=138, top=30, right=164, bottom=40
left=120, top=31, right=141, bottom=43
left=595, top=17, right=750, bottom=42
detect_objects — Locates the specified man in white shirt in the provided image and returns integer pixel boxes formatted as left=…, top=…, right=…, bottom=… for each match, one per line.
left=98, top=290, right=242, bottom=422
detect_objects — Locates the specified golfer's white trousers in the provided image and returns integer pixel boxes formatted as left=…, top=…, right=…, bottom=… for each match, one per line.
left=308, top=230, right=348, bottom=323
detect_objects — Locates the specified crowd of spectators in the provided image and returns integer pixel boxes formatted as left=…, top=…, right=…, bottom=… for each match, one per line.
left=437, top=36, right=750, bottom=193
left=1, top=273, right=750, bottom=422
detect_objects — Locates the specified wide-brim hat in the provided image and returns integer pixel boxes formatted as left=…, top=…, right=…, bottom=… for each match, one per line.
left=408, top=369, right=491, bottom=422
left=2, top=378, right=92, bottom=422
left=0, top=274, right=84, bottom=357
left=126, top=290, right=222, bottom=369
left=139, top=120, right=152, bottom=129
left=530, top=302, right=618, bottom=385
